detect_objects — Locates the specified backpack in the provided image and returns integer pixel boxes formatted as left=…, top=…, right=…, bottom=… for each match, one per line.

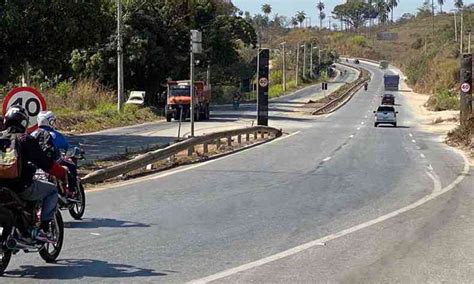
left=32, top=129, right=56, bottom=160
left=0, top=131, right=22, bottom=180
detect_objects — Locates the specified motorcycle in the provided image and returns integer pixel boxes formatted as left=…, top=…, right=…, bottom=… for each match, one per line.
left=35, top=147, right=86, bottom=220
left=0, top=187, right=64, bottom=275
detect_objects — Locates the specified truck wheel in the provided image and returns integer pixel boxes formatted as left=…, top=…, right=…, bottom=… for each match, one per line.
left=374, top=123, right=378, bottom=127
left=205, top=104, right=210, bottom=120
left=393, top=123, right=397, bottom=128
left=166, top=114, right=172, bottom=122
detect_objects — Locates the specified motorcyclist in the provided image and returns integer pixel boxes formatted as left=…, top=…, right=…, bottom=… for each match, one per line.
left=32, top=111, right=77, bottom=196
left=0, top=106, right=67, bottom=242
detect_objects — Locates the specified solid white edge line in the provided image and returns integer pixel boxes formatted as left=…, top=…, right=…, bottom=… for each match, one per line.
left=88, top=131, right=302, bottom=193
left=322, top=157, right=332, bottom=162
left=188, top=148, right=470, bottom=284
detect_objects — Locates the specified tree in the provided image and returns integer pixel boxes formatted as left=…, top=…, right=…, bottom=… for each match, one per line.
left=375, top=0, right=390, bottom=24
left=317, top=1, right=325, bottom=29
left=332, top=1, right=374, bottom=30
left=296, top=11, right=306, bottom=28
left=261, top=4, right=272, bottom=16
left=319, top=12, right=326, bottom=29
left=387, top=0, right=398, bottom=22
left=455, top=0, right=464, bottom=10
left=291, top=17, right=299, bottom=28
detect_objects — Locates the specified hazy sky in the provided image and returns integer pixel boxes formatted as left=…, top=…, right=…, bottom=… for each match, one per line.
left=232, top=0, right=459, bottom=27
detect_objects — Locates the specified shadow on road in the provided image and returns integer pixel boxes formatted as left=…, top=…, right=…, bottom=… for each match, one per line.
left=4, top=259, right=169, bottom=280
left=64, top=218, right=151, bottom=229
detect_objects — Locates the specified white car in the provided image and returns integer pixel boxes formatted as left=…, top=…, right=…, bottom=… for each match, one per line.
left=374, top=105, right=398, bottom=127
left=125, top=91, right=145, bottom=106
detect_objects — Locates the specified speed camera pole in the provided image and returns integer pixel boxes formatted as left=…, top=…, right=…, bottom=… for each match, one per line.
left=190, top=30, right=202, bottom=137
left=460, top=54, right=472, bottom=127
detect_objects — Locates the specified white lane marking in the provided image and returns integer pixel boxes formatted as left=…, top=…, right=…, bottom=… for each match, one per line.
left=88, top=131, right=302, bottom=193
left=90, top=233, right=101, bottom=236
left=322, top=157, right=332, bottom=162
left=357, top=127, right=361, bottom=130
left=188, top=149, right=470, bottom=284
left=361, top=122, right=365, bottom=125
left=364, top=115, right=368, bottom=119
left=349, top=135, right=354, bottom=139
left=409, top=133, right=413, bottom=137
left=420, top=153, right=425, bottom=158
left=412, top=139, right=416, bottom=143
left=426, top=170, right=442, bottom=193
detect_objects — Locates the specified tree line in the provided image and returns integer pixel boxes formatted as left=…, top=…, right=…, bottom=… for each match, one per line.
left=0, top=0, right=257, bottom=104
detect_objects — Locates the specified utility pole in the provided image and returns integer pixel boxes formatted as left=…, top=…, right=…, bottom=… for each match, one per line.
left=469, top=31, right=472, bottom=53
left=310, top=43, right=313, bottom=79
left=431, top=0, right=435, bottom=37
left=281, top=42, right=287, bottom=91
left=318, top=48, right=322, bottom=76
left=206, top=62, right=211, bottom=86
left=454, top=12, right=458, bottom=42
left=460, top=12, right=463, bottom=53
left=296, top=43, right=300, bottom=87
left=116, top=0, right=124, bottom=113
left=460, top=54, right=472, bottom=127
left=302, top=43, right=307, bottom=79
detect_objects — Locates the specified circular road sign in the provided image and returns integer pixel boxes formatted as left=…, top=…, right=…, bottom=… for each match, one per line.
left=461, top=83, right=471, bottom=93
left=259, top=77, right=269, bottom=88
left=2, top=87, right=47, bottom=132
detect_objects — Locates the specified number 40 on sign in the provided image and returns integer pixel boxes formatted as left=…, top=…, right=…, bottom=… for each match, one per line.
left=2, top=87, right=47, bottom=132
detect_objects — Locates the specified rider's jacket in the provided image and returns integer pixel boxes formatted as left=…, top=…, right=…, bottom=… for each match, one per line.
left=0, top=134, right=56, bottom=193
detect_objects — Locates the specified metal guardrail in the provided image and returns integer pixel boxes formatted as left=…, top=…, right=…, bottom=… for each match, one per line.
left=311, top=63, right=370, bottom=115
left=82, top=126, right=282, bottom=184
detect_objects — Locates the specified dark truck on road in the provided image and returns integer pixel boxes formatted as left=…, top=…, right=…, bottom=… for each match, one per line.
left=383, top=72, right=400, bottom=91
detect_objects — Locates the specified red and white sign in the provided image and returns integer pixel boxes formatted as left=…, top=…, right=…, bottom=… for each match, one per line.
left=461, top=83, right=471, bottom=93
left=2, top=87, right=47, bottom=132
left=259, top=77, right=269, bottom=88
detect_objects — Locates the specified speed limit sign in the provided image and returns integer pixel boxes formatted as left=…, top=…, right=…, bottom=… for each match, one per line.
left=2, top=87, right=47, bottom=132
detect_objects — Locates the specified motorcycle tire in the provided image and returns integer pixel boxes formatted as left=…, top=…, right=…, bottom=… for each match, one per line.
left=39, top=211, right=64, bottom=263
left=69, top=182, right=86, bottom=220
left=0, top=243, right=11, bottom=276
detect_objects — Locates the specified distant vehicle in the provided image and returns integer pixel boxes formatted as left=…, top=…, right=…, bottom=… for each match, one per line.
left=379, top=60, right=389, bottom=69
left=381, top=94, right=395, bottom=105
left=125, top=91, right=145, bottom=106
left=384, top=73, right=400, bottom=91
left=374, top=105, right=398, bottom=127
left=354, top=59, right=360, bottom=64
left=165, top=80, right=211, bottom=122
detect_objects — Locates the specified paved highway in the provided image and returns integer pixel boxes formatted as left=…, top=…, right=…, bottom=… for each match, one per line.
left=4, top=62, right=472, bottom=282
left=69, top=64, right=358, bottom=163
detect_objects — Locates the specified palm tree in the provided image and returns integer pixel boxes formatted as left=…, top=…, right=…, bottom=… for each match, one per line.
left=261, top=4, right=272, bottom=16
left=375, top=0, right=389, bottom=24
left=319, top=12, right=326, bottom=29
left=437, top=0, right=444, bottom=13
left=317, top=1, right=325, bottom=29
left=454, top=0, right=463, bottom=10
left=291, top=17, right=299, bottom=28
left=296, top=11, right=306, bottom=28
left=387, top=0, right=398, bottom=22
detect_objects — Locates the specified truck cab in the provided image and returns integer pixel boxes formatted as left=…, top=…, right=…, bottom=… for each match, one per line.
left=165, top=81, right=211, bottom=122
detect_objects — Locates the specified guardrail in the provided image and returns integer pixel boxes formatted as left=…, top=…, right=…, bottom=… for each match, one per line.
left=82, top=126, right=282, bottom=184
left=311, top=63, right=370, bottom=115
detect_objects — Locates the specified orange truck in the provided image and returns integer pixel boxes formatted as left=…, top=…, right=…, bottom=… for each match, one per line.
left=165, top=80, right=211, bottom=122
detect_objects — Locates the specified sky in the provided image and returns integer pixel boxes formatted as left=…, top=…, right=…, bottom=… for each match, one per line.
left=231, top=0, right=460, bottom=28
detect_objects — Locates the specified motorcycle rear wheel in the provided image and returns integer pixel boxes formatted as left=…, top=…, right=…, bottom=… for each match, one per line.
left=39, top=211, right=64, bottom=263
left=0, top=245, right=11, bottom=275
left=69, top=182, right=85, bottom=220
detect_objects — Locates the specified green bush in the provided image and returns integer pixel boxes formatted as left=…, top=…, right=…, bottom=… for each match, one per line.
left=351, top=36, right=367, bottom=47
left=269, top=84, right=283, bottom=98
left=427, top=88, right=459, bottom=111
left=270, top=70, right=283, bottom=85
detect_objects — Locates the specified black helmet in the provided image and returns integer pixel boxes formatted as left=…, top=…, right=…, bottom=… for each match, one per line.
left=4, top=105, right=29, bottom=133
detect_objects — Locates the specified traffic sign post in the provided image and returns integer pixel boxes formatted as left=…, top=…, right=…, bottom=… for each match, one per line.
left=460, top=54, right=472, bottom=126
left=257, top=48, right=269, bottom=126
left=2, top=87, right=47, bottom=133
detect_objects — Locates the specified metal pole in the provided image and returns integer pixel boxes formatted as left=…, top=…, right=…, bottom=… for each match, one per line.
left=190, top=36, right=195, bottom=137
left=282, top=43, right=286, bottom=91
left=310, top=43, right=313, bottom=79
left=116, top=0, right=124, bottom=113
left=318, top=48, right=321, bottom=75
left=296, top=43, right=299, bottom=87
left=303, top=43, right=306, bottom=79
left=431, top=0, right=435, bottom=37
left=468, top=32, right=471, bottom=53
left=454, top=12, right=458, bottom=42
left=206, top=63, right=211, bottom=86
left=460, top=54, right=472, bottom=127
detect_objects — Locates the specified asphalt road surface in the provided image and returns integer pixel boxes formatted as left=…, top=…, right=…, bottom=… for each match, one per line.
left=4, top=62, right=472, bottom=283
left=69, top=64, right=358, bottom=163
